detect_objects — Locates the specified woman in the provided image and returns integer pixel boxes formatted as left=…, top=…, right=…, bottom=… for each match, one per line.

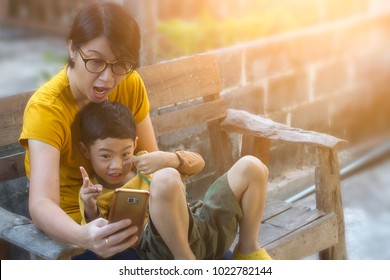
left=19, top=2, right=160, bottom=258
left=20, top=1, right=271, bottom=260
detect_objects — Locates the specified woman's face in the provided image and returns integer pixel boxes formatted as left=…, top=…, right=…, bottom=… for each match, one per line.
left=68, top=36, right=128, bottom=104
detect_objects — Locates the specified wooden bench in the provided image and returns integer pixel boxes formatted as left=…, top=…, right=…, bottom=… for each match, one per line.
left=0, top=54, right=347, bottom=259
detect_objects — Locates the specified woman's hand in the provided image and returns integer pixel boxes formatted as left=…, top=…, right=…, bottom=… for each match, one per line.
left=82, top=218, right=139, bottom=258
left=124, top=151, right=180, bottom=175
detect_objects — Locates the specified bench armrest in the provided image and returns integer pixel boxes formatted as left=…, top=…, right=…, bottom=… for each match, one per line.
left=220, top=108, right=347, bottom=259
left=0, top=206, right=84, bottom=259
left=220, top=109, right=347, bottom=149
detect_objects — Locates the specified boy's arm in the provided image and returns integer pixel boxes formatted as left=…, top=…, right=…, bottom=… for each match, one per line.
left=128, top=150, right=205, bottom=178
left=174, top=150, right=205, bottom=177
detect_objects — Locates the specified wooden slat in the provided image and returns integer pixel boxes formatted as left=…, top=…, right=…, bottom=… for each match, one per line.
left=138, top=55, right=221, bottom=110
left=265, top=213, right=338, bottom=260
left=0, top=207, right=84, bottom=260
left=262, top=199, right=292, bottom=221
left=0, top=92, right=33, bottom=147
left=152, top=98, right=227, bottom=137
left=259, top=205, right=324, bottom=246
left=0, top=152, right=26, bottom=182
left=221, top=108, right=348, bottom=149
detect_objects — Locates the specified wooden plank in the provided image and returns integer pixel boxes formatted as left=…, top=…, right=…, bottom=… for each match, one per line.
left=138, top=55, right=221, bottom=110
left=259, top=205, right=324, bottom=246
left=0, top=152, right=26, bottom=182
left=152, top=98, right=227, bottom=137
left=262, top=199, right=292, bottom=221
left=265, top=213, right=338, bottom=260
left=221, top=108, right=348, bottom=149
left=315, top=148, right=347, bottom=259
left=0, top=92, right=33, bottom=147
left=0, top=207, right=85, bottom=259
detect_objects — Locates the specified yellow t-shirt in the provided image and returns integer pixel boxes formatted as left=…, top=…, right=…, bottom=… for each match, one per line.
left=79, top=170, right=151, bottom=225
left=19, top=66, right=150, bottom=223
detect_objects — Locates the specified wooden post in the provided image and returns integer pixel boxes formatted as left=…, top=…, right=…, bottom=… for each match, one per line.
left=241, top=135, right=271, bottom=167
left=315, top=147, right=347, bottom=259
left=0, top=239, right=10, bottom=259
left=207, top=120, right=233, bottom=177
left=123, top=0, right=158, bottom=66
left=0, top=0, right=9, bottom=21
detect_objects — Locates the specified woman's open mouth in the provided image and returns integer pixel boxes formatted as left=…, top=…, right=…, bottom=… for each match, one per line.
left=93, top=87, right=111, bottom=99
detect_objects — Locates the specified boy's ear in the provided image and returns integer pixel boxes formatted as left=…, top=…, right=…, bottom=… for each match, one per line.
left=133, top=136, right=139, bottom=151
left=79, top=142, right=90, bottom=159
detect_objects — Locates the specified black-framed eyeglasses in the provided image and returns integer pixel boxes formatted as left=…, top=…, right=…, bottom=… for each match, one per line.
left=77, top=47, right=134, bottom=76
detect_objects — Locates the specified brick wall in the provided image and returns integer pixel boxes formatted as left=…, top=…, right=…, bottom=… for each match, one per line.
left=207, top=12, right=390, bottom=178
left=163, top=11, right=390, bottom=197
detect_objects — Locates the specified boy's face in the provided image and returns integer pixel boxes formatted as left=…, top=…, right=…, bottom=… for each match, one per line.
left=82, top=137, right=137, bottom=185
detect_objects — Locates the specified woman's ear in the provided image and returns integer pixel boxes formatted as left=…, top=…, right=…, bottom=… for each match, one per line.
left=79, top=142, right=90, bottom=159
left=67, top=40, right=76, bottom=61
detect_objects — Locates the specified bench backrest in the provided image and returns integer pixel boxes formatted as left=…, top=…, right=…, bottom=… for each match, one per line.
left=139, top=55, right=232, bottom=175
left=139, top=55, right=226, bottom=136
left=0, top=55, right=232, bottom=181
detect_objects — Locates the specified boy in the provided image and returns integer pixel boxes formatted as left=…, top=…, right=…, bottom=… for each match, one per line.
left=78, top=101, right=272, bottom=260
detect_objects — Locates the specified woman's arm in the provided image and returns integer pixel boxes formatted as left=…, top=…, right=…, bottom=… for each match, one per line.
left=135, top=114, right=159, bottom=152
left=28, top=139, right=138, bottom=258
left=28, top=139, right=77, bottom=239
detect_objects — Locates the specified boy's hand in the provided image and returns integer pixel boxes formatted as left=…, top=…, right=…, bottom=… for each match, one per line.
left=79, top=166, right=102, bottom=219
left=125, top=151, right=180, bottom=175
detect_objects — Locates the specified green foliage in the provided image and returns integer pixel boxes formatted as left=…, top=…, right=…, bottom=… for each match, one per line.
left=38, top=51, right=67, bottom=82
left=157, top=8, right=315, bottom=59
left=156, top=0, right=368, bottom=60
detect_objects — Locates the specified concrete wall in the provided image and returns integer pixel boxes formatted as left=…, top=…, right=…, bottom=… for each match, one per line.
left=211, top=12, right=390, bottom=176
left=159, top=11, right=390, bottom=198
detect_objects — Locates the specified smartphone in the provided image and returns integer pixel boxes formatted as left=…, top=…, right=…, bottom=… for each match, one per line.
left=108, top=188, right=149, bottom=246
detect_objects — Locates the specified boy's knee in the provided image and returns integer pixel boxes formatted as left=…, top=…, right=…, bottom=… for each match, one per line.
left=150, top=168, right=183, bottom=196
left=238, top=155, right=269, bottom=180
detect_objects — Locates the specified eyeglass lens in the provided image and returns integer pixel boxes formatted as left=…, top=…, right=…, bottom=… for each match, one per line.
left=85, top=60, right=132, bottom=75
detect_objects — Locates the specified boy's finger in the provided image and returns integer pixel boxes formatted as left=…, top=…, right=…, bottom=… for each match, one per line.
left=80, top=166, right=91, bottom=188
left=80, top=166, right=89, bottom=179
left=95, top=184, right=103, bottom=193
left=124, top=156, right=139, bottom=166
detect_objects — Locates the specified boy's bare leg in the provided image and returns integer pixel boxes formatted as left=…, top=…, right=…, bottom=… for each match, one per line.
left=149, top=168, right=196, bottom=260
left=227, top=155, right=268, bottom=254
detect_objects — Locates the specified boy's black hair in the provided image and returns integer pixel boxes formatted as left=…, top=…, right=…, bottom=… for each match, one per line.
left=79, top=101, right=136, bottom=148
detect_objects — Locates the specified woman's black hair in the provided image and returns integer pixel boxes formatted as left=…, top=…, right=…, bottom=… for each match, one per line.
left=67, top=1, right=140, bottom=68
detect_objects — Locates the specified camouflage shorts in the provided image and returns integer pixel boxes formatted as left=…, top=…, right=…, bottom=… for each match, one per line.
left=137, top=173, right=243, bottom=259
